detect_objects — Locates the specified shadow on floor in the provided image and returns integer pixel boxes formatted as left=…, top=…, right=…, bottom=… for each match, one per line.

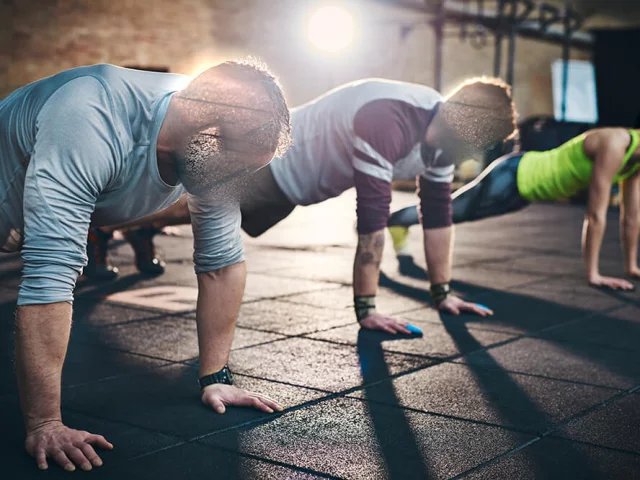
left=378, top=263, right=632, bottom=478
left=357, top=329, right=433, bottom=479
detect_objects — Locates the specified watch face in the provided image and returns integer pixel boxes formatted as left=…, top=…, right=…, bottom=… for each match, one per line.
left=199, top=366, right=233, bottom=388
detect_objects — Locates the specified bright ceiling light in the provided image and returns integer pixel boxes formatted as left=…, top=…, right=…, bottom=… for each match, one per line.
left=307, top=3, right=356, bottom=54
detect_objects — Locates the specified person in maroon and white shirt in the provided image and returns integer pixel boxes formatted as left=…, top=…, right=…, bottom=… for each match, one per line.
left=90, top=77, right=518, bottom=334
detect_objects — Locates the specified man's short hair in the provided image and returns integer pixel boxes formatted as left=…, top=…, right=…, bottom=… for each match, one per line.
left=177, top=57, right=292, bottom=159
left=442, top=77, right=518, bottom=152
left=217, top=57, right=292, bottom=158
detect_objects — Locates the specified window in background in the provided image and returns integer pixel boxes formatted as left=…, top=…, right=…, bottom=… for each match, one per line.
left=551, top=59, right=598, bottom=124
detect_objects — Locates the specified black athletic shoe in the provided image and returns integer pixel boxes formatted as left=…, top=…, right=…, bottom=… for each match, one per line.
left=85, top=228, right=119, bottom=280
left=124, top=226, right=166, bottom=275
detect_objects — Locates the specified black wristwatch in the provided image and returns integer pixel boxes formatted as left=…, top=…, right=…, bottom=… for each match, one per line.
left=430, top=282, right=451, bottom=307
left=198, top=365, right=234, bottom=389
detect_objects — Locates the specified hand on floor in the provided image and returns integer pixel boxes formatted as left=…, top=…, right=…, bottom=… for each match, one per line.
left=438, top=295, right=494, bottom=317
left=201, top=384, right=283, bottom=414
left=588, top=274, right=635, bottom=291
left=25, top=420, right=112, bottom=472
left=358, top=312, right=412, bottom=335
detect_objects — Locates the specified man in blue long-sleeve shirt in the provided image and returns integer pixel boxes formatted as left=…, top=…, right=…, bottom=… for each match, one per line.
left=0, top=61, right=290, bottom=472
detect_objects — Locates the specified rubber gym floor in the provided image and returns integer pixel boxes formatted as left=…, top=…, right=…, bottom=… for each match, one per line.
left=1, top=189, right=639, bottom=479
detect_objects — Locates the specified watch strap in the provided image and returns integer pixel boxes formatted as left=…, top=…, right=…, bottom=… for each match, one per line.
left=199, top=365, right=234, bottom=389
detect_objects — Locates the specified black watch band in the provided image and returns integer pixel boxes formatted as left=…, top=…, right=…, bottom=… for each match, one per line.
left=430, top=282, right=451, bottom=306
left=198, top=365, right=234, bottom=389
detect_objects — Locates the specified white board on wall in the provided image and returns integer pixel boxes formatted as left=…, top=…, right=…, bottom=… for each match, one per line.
left=552, top=59, right=598, bottom=124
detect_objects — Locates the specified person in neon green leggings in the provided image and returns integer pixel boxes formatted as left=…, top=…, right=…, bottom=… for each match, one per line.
left=388, top=127, right=640, bottom=291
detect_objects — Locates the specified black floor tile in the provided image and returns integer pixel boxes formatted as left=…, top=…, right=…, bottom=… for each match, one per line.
left=119, top=440, right=325, bottom=479
left=553, top=392, right=640, bottom=454
left=536, top=306, right=640, bottom=353
left=307, top=320, right=516, bottom=359
left=202, top=397, right=534, bottom=479
left=245, top=273, right=339, bottom=300
left=402, top=286, right=598, bottom=335
left=460, top=337, right=640, bottom=389
left=72, top=300, right=168, bottom=328
left=75, top=317, right=283, bottom=362
left=350, top=362, right=617, bottom=434
left=62, top=364, right=325, bottom=439
left=229, top=337, right=433, bottom=392
left=0, top=397, right=180, bottom=479
left=463, top=437, right=640, bottom=480
left=282, top=285, right=429, bottom=315
left=232, top=299, right=354, bottom=336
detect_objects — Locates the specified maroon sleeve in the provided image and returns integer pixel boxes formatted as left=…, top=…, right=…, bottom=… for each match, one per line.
left=353, top=100, right=431, bottom=234
left=354, top=171, right=392, bottom=234
left=418, top=176, right=452, bottom=229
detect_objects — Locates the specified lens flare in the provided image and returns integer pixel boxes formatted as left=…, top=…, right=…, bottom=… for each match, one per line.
left=307, top=4, right=355, bottom=54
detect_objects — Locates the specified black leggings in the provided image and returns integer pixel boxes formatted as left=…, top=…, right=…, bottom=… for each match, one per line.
left=387, top=153, right=529, bottom=228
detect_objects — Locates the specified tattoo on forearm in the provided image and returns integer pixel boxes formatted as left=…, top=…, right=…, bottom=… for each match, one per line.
left=356, top=231, right=384, bottom=268
left=359, top=252, right=376, bottom=266
left=359, top=234, right=373, bottom=248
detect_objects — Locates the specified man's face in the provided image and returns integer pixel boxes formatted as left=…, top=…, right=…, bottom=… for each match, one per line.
left=421, top=135, right=473, bottom=170
left=424, top=117, right=477, bottom=168
left=176, top=127, right=276, bottom=197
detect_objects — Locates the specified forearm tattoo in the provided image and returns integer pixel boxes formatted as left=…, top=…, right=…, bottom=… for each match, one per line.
left=356, top=231, right=384, bottom=268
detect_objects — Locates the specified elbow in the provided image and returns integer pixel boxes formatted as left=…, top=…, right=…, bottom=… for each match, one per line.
left=418, top=178, right=452, bottom=230
left=18, top=261, right=81, bottom=306
left=584, top=210, right=606, bottom=226
left=196, top=258, right=245, bottom=279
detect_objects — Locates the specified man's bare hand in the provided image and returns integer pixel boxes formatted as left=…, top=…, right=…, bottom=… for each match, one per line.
left=201, top=384, right=283, bottom=414
left=25, top=421, right=112, bottom=472
left=359, top=312, right=412, bottom=335
left=438, top=295, right=494, bottom=317
left=589, top=274, right=635, bottom=290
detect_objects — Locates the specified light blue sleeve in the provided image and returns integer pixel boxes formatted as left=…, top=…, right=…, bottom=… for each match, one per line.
left=188, top=193, right=245, bottom=274
left=18, top=77, right=119, bottom=306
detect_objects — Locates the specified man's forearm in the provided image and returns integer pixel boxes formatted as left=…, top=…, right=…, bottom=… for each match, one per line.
left=621, top=217, right=640, bottom=272
left=196, top=261, right=246, bottom=376
left=582, top=215, right=606, bottom=279
left=353, top=230, right=385, bottom=296
left=422, top=226, right=453, bottom=284
left=15, top=302, right=72, bottom=431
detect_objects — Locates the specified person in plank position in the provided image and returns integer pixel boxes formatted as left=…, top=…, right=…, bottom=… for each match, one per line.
left=90, top=77, right=518, bottom=333
left=387, top=128, right=640, bottom=290
left=0, top=60, right=290, bottom=472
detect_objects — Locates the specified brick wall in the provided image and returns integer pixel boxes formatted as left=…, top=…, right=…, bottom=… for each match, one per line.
left=0, top=0, right=598, bottom=118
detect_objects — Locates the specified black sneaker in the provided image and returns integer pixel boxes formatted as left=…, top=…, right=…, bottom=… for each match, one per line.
left=124, top=226, right=166, bottom=275
left=85, top=228, right=119, bottom=280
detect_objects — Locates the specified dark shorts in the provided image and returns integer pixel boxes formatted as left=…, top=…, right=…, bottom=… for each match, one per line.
left=240, top=165, right=296, bottom=237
